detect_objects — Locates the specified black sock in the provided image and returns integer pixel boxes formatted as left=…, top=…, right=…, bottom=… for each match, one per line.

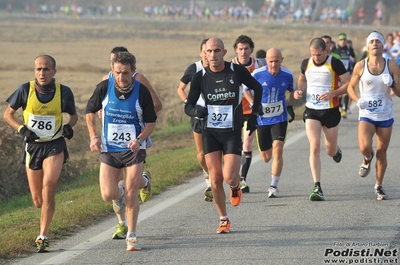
left=240, top=151, right=252, bottom=180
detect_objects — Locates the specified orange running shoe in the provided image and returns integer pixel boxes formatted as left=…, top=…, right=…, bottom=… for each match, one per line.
left=216, top=218, right=231, bottom=234
left=230, top=185, right=242, bottom=206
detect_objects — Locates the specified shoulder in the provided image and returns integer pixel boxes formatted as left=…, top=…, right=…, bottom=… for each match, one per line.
left=281, top=66, right=294, bottom=76
left=252, top=65, right=267, bottom=76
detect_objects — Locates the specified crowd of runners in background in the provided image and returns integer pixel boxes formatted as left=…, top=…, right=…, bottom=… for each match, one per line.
left=5, top=1, right=388, bottom=26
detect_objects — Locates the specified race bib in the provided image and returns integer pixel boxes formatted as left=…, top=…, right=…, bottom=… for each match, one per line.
left=206, top=105, right=233, bottom=129
left=262, top=101, right=284, bottom=118
left=27, top=114, right=55, bottom=138
left=107, top=123, right=136, bottom=148
left=307, top=87, right=330, bottom=109
left=363, top=93, right=385, bottom=113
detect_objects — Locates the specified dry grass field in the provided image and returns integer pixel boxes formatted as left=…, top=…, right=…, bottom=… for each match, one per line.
left=0, top=15, right=380, bottom=119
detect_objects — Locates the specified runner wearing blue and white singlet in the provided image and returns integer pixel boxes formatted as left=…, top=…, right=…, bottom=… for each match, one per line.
left=247, top=48, right=295, bottom=198
left=347, top=31, right=400, bottom=201
left=86, top=51, right=157, bottom=251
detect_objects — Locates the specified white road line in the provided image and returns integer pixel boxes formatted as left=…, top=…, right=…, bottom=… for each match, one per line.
left=40, top=128, right=307, bottom=265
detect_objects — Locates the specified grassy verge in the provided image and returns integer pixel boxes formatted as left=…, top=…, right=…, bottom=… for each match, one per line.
left=0, top=124, right=200, bottom=261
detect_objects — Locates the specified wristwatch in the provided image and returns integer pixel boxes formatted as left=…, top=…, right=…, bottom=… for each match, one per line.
left=137, top=138, right=144, bottom=145
left=184, top=98, right=188, bottom=104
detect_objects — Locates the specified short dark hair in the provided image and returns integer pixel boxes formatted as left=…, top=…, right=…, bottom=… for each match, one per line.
left=309, top=37, right=326, bottom=50
left=321, top=35, right=332, bottom=42
left=35, top=54, right=56, bottom=69
left=200, top=38, right=209, bottom=50
left=110, top=46, right=128, bottom=54
left=233, top=35, right=255, bottom=50
left=256, top=49, right=266, bottom=58
left=112, top=51, right=136, bottom=69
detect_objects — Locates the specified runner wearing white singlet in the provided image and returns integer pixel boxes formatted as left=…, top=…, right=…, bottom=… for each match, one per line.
left=347, top=31, right=400, bottom=201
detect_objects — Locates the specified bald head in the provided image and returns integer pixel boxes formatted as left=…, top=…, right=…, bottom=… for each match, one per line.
left=206, top=37, right=225, bottom=50
left=266, top=48, right=282, bottom=60
left=205, top=37, right=227, bottom=71
left=266, top=48, right=283, bottom=75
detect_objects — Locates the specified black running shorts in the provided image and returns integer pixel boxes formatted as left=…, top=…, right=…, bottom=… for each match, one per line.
left=100, top=149, right=146, bottom=169
left=23, top=137, right=68, bottom=170
left=303, top=106, right=341, bottom=128
left=202, top=129, right=242, bottom=155
left=256, top=121, right=288, bottom=151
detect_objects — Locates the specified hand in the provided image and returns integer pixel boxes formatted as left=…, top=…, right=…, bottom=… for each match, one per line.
left=287, top=105, right=295, bottom=123
left=19, top=126, right=39, bottom=143
left=356, top=98, right=367, bottom=110
left=382, top=74, right=393, bottom=87
left=193, top=106, right=208, bottom=118
left=294, top=90, right=303, bottom=99
left=62, top=124, right=74, bottom=140
left=246, top=115, right=258, bottom=136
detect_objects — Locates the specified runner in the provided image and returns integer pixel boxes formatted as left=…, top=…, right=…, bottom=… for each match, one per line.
left=185, top=37, right=262, bottom=233
left=294, top=37, right=350, bottom=201
left=347, top=31, right=400, bottom=200
left=250, top=48, right=295, bottom=198
left=232, top=34, right=263, bottom=193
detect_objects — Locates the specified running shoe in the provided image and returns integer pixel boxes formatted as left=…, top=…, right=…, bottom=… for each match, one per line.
left=35, top=237, right=50, bottom=253
left=240, top=179, right=250, bottom=193
left=333, top=147, right=342, bottom=163
left=375, top=186, right=389, bottom=201
left=113, top=182, right=125, bottom=214
left=268, top=187, right=279, bottom=198
left=126, top=236, right=141, bottom=251
left=216, top=218, right=231, bottom=234
left=230, top=185, right=242, bottom=206
left=309, top=185, right=325, bottom=201
left=359, top=151, right=374, bottom=178
left=139, top=170, right=152, bottom=202
left=204, top=186, right=213, bottom=202
left=112, top=222, right=127, bottom=239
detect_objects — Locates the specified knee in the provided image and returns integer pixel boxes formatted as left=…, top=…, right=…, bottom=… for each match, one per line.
left=261, top=153, right=271, bottom=163
left=375, top=149, right=387, bottom=161
left=197, top=151, right=205, bottom=162
left=32, top=198, right=43, bottom=208
left=310, top=144, right=320, bottom=155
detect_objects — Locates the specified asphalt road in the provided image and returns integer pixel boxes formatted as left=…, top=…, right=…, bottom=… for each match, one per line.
left=8, top=100, right=400, bottom=265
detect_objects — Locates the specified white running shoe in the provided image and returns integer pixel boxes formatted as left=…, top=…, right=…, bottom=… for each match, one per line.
left=268, top=187, right=279, bottom=198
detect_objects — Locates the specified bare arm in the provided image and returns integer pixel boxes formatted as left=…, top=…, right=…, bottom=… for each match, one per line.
left=136, top=122, right=156, bottom=141
left=294, top=73, right=307, bottom=99
left=331, top=72, right=351, bottom=98
left=287, top=90, right=295, bottom=106
left=177, top=81, right=188, bottom=102
left=3, top=105, right=21, bottom=131
left=85, top=113, right=101, bottom=153
left=388, top=58, right=400, bottom=97
left=67, top=113, right=78, bottom=127
left=347, top=61, right=364, bottom=102
left=135, top=73, right=162, bottom=113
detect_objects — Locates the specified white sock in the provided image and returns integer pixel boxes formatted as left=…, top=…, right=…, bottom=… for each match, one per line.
left=119, top=221, right=127, bottom=226
left=270, top=175, right=280, bottom=188
left=143, top=176, right=149, bottom=187
left=374, top=184, right=381, bottom=190
left=127, top=232, right=136, bottom=238
left=119, top=185, right=124, bottom=198
left=220, top=215, right=229, bottom=220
